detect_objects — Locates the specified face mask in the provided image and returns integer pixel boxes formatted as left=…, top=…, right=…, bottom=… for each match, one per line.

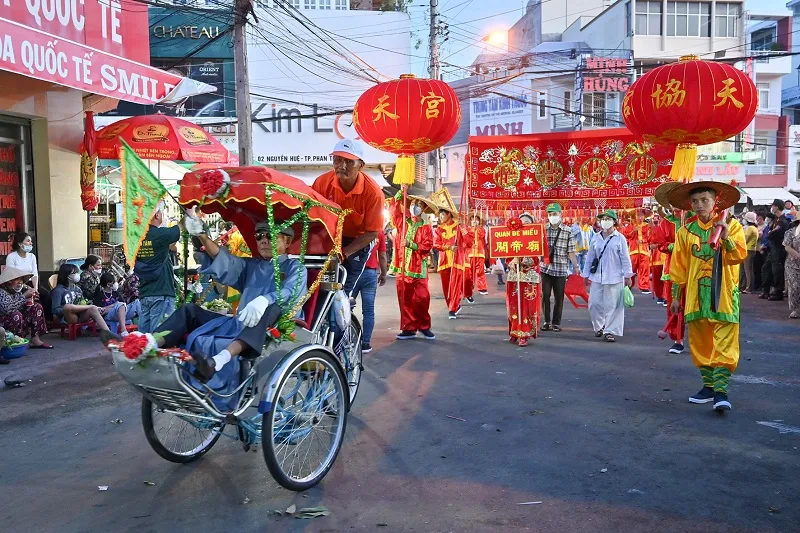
left=13, top=285, right=23, bottom=293
left=548, top=215, right=561, bottom=226
left=22, top=245, right=32, bottom=253
left=410, top=205, right=423, bottom=217
left=69, top=273, right=80, bottom=283
left=112, top=282, right=119, bottom=291
left=93, top=267, right=102, bottom=275
left=600, top=219, right=614, bottom=230
left=471, top=220, right=479, bottom=227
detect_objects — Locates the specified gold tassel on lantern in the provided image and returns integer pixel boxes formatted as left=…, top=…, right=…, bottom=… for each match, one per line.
left=669, top=143, right=697, bottom=182
left=393, top=154, right=416, bottom=186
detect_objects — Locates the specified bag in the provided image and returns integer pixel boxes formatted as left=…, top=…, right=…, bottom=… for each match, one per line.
left=491, top=258, right=505, bottom=275
left=589, top=235, right=615, bottom=274
left=623, top=286, right=635, bottom=308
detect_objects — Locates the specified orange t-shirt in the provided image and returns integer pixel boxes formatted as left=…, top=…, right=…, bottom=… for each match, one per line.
left=312, top=170, right=384, bottom=238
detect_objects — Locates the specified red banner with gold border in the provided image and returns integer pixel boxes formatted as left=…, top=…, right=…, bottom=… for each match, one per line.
left=467, top=128, right=674, bottom=210
left=488, top=224, right=547, bottom=259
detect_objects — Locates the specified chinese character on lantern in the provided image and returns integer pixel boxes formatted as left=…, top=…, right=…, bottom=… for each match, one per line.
left=495, top=241, right=509, bottom=254
left=511, top=240, right=523, bottom=253
left=372, top=95, right=399, bottom=122
left=420, top=91, right=446, bottom=119
left=651, top=79, right=686, bottom=109
left=713, top=78, right=744, bottom=109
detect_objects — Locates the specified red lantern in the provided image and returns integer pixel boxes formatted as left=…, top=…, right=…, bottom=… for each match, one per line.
left=353, top=74, right=461, bottom=185
left=623, top=55, right=757, bottom=181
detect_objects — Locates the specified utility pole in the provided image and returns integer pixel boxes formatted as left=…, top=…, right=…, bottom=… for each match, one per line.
left=234, top=0, right=254, bottom=166
left=427, top=0, right=441, bottom=192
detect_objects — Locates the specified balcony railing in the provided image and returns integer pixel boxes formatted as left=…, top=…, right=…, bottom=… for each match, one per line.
left=551, top=111, right=622, bottom=130
left=552, top=113, right=576, bottom=130
left=745, top=164, right=786, bottom=175
left=757, top=107, right=781, bottom=116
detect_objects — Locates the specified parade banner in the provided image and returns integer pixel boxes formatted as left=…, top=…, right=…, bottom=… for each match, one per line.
left=488, top=223, right=546, bottom=259
left=468, top=128, right=675, bottom=210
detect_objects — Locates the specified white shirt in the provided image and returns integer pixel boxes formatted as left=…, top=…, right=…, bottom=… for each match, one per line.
left=581, top=230, right=634, bottom=285
left=6, top=251, right=38, bottom=281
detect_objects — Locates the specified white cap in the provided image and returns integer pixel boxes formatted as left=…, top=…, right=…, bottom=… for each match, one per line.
left=331, top=139, right=365, bottom=161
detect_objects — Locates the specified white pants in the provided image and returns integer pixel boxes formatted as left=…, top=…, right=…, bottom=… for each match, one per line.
left=588, top=282, right=625, bottom=336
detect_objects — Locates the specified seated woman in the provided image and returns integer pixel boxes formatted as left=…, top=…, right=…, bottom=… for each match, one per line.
left=79, top=255, right=103, bottom=301
left=118, top=263, right=140, bottom=305
left=0, top=267, right=52, bottom=348
left=93, top=272, right=141, bottom=336
left=102, top=217, right=308, bottom=384
left=50, top=264, right=111, bottom=333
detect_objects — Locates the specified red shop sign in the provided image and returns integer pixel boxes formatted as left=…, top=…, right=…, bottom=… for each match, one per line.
left=0, top=17, right=183, bottom=105
left=0, top=0, right=149, bottom=64
left=488, top=224, right=547, bottom=259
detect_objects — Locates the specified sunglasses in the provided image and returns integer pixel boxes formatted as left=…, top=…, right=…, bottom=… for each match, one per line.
left=254, top=232, right=271, bottom=241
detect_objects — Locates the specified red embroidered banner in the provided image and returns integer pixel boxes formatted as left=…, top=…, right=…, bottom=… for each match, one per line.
left=488, top=224, right=546, bottom=259
left=467, top=128, right=675, bottom=210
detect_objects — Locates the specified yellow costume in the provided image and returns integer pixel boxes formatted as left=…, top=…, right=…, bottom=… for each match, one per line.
left=669, top=216, right=747, bottom=392
left=226, top=228, right=251, bottom=312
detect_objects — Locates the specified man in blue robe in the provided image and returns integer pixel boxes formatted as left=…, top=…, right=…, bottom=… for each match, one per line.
left=149, top=216, right=306, bottom=383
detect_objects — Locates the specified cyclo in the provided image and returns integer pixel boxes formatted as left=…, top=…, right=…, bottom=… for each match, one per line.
left=109, top=167, right=363, bottom=491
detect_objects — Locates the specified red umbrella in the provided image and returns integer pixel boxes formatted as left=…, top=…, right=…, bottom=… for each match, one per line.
left=95, top=114, right=231, bottom=163
left=80, top=111, right=99, bottom=211
left=178, top=167, right=343, bottom=256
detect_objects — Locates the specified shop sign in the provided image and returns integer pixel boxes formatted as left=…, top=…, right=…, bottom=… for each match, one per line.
left=152, top=25, right=223, bottom=39
left=693, top=162, right=745, bottom=182
left=488, top=224, right=546, bottom=259
left=0, top=142, right=22, bottom=258
left=581, top=57, right=631, bottom=93
left=470, top=93, right=532, bottom=136
left=0, top=0, right=149, bottom=64
left=0, top=17, right=185, bottom=105
left=696, top=152, right=763, bottom=163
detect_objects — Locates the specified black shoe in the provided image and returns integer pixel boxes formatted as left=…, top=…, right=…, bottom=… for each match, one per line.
left=396, top=330, right=416, bottom=340
left=455, top=305, right=462, bottom=316
left=595, top=330, right=604, bottom=338
left=0, top=356, right=9, bottom=365
left=99, top=329, right=122, bottom=347
left=420, top=329, right=436, bottom=340
left=689, top=387, right=715, bottom=404
left=466, top=297, right=475, bottom=304
left=669, top=343, right=684, bottom=354
left=713, top=392, right=732, bottom=411
left=191, top=354, right=217, bottom=383
left=361, top=343, right=373, bottom=353
left=657, top=298, right=666, bottom=305
left=448, top=312, right=456, bottom=320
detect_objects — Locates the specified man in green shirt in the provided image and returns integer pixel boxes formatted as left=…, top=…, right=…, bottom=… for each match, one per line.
left=135, top=203, right=181, bottom=332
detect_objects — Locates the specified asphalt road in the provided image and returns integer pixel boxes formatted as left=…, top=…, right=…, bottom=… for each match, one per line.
left=1, top=276, right=799, bottom=533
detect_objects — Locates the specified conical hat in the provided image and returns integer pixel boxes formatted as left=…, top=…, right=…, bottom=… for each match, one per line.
left=397, top=193, right=436, bottom=215
left=654, top=182, right=682, bottom=209
left=667, top=180, right=741, bottom=212
left=430, top=188, right=459, bottom=216
left=0, top=267, right=33, bottom=285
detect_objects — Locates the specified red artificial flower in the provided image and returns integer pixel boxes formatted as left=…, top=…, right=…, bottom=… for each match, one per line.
left=267, top=327, right=281, bottom=339
left=121, top=333, right=149, bottom=360
left=199, top=170, right=225, bottom=197
left=507, top=218, right=522, bottom=230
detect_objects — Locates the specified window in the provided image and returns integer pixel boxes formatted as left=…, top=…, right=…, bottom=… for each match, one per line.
left=715, top=2, right=739, bottom=38
left=751, top=28, right=776, bottom=51
left=288, top=0, right=300, bottom=7
left=666, top=2, right=711, bottom=37
left=564, top=90, right=572, bottom=112
left=319, top=0, right=331, bottom=7
left=635, top=1, right=662, bottom=36
left=335, top=0, right=347, bottom=8
left=757, top=82, right=769, bottom=108
left=538, top=91, right=547, bottom=119
left=304, top=0, right=315, bottom=7
left=582, top=93, right=607, bottom=127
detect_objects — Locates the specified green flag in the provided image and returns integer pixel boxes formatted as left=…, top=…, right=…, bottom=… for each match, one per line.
left=119, top=139, right=168, bottom=266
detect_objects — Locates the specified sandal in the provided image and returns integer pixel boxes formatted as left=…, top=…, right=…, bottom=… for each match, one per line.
left=540, top=323, right=551, bottom=331
left=551, top=325, right=562, bottom=332
left=518, top=338, right=529, bottom=347
left=595, top=330, right=604, bottom=338
left=604, top=334, right=616, bottom=342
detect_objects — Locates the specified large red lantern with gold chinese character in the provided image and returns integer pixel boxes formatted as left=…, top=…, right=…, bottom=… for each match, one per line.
left=353, top=74, right=461, bottom=186
left=623, top=55, right=757, bottom=181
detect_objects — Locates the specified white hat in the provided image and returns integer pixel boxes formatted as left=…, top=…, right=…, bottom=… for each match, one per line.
left=331, top=139, right=365, bottom=161
left=0, top=267, right=32, bottom=285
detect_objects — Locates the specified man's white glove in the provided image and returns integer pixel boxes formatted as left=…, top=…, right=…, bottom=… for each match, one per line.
left=237, top=295, right=271, bottom=328
left=185, top=215, right=205, bottom=236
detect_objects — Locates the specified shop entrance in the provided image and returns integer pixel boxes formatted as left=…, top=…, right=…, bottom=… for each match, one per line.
left=0, top=116, right=34, bottom=265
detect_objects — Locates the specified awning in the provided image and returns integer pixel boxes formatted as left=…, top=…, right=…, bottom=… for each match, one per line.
left=740, top=187, right=800, bottom=205
left=280, top=168, right=391, bottom=188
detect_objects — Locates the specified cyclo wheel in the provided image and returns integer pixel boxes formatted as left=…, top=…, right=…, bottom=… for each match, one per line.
left=141, top=397, right=224, bottom=463
left=262, top=349, right=348, bottom=491
left=339, top=316, right=363, bottom=409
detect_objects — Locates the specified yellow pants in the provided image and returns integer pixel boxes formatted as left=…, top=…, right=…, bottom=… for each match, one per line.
left=687, top=319, right=739, bottom=372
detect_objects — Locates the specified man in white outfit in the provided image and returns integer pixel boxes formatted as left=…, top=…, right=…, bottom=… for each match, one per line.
left=581, top=210, right=634, bottom=342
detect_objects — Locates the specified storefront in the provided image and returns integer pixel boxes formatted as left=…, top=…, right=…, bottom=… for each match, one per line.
left=0, top=1, right=213, bottom=270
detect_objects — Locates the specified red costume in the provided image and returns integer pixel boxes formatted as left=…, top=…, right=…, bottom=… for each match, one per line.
left=506, top=257, right=541, bottom=345
left=433, top=219, right=473, bottom=313
left=652, top=213, right=686, bottom=343
left=466, top=224, right=488, bottom=296
left=390, top=196, right=433, bottom=332
left=622, top=219, right=651, bottom=292
left=649, top=220, right=665, bottom=300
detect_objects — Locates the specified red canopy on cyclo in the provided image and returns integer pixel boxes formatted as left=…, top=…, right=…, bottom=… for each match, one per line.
left=178, top=166, right=343, bottom=256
